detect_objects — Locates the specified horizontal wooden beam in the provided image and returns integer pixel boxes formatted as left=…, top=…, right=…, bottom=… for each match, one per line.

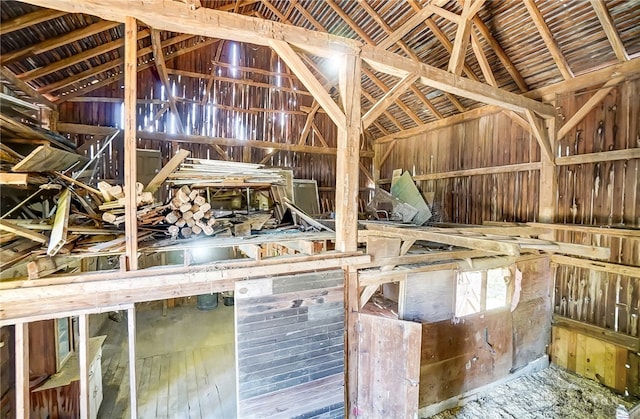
left=358, top=261, right=460, bottom=287
left=551, top=254, right=640, bottom=277
left=362, top=223, right=521, bottom=256
left=378, top=162, right=541, bottom=183
left=556, top=148, right=640, bottom=165
left=138, top=130, right=374, bottom=157
left=361, top=45, right=556, bottom=118
left=553, top=315, right=639, bottom=351
left=19, top=0, right=358, bottom=57
left=0, top=9, right=66, bottom=34
left=527, top=222, right=640, bottom=238
left=354, top=249, right=491, bottom=269
left=0, top=253, right=369, bottom=323
left=0, top=67, right=56, bottom=109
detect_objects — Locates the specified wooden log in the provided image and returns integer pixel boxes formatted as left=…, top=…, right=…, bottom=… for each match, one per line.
left=137, top=191, right=153, bottom=205
left=167, top=225, right=180, bottom=236
left=109, top=185, right=124, bottom=199
left=203, top=225, right=214, bottom=235
left=97, top=181, right=114, bottom=202
left=207, top=218, right=216, bottom=226
left=179, top=202, right=192, bottom=213
left=170, top=197, right=181, bottom=210
left=182, top=210, right=194, bottom=220
left=176, top=188, right=191, bottom=204
left=175, top=218, right=186, bottom=228
left=188, top=190, right=200, bottom=201
left=193, top=210, right=205, bottom=221
left=193, top=195, right=206, bottom=206
left=192, top=225, right=202, bottom=235
left=181, top=227, right=192, bottom=238
left=200, top=202, right=211, bottom=213
left=190, top=204, right=200, bottom=213
left=186, top=218, right=195, bottom=227
left=164, top=211, right=180, bottom=224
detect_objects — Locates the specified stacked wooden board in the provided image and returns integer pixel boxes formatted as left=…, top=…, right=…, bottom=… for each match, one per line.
left=167, top=158, right=285, bottom=187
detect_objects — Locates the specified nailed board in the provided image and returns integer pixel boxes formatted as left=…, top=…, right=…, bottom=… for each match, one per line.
left=12, top=144, right=87, bottom=173
left=235, top=269, right=345, bottom=418
left=390, top=171, right=432, bottom=225
left=47, top=189, right=71, bottom=256
left=357, top=313, right=422, bottom=418
left=419, top=309, right=513, bottom=407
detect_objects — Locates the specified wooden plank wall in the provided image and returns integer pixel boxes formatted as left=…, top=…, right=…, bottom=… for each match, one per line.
left=418, top=256, right=551, bottom=408
left=57, top=43, right=372, bottom=212
left=234, top=269, right=345, bottom=419
left=379, top=111, right=540, bottom=224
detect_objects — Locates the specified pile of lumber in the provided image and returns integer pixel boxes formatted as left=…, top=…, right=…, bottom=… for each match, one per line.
left=164, top=185, right=217, bottom=238
left=99, top=181, right=165, bottom=227
left=167, top=158, right=285, bottom=187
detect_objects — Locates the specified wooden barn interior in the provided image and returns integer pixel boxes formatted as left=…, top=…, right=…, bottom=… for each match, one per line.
left=0, top=0, right=639, bottom=417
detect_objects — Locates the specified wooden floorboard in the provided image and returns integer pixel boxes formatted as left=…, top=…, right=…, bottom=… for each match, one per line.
left=97, top=304, right=236, bottom=419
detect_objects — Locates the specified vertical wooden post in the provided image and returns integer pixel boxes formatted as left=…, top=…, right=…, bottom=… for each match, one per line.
left=128, top=306, right=138, bottom=418
left=124, top=16, right=138, bottom=271
left=79, top=314, right=90, bottom=419
left=539, top=114, right=557, bottom=230
left=344, top=265, right=360, bottom=418
left=15, top=322, right=29, bottom=417
left=335, top=53, right=361, bottom=253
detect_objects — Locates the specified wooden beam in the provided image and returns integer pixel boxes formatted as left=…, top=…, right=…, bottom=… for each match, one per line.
left=524, top=109, right=554, bottom=163
left=1, top=21, right=120, bottom=65
left=0, top=254, right=369, bottom=322
left=124, top=16, right=138, bottom=271
left=556, top=148, right=640, bottom=165
left=551, top=255, right=640, bottom=278
left=423, top=18, right=480, bottom=82
left=127, top=306, right=138, bottom=418
left=144, top=149, right=190, bottom=193
left=359, top=261, right=461, bottom=286
left=298, top=101, right=320, bottom=145
left=78, top=314, right=90, bottom=419
left=269, top=40, right=345, bottom=128
left=523, top=0, right=574, bottom=79
left=362, top=73, right=418, bottom=128
left=378, top=162, right=542, bottom=184
left=589, top=0, right=629, bottom=62
left=135, top=129, right=374, bottom=157
left=15, top=322, right=29, bottom=417
left=363, top=223, right=521, bottom=256
left=448, top=0, right=474, bottom=75
left=361, top=45, right=556, bottom=118
left=556, top=76, right=624, bottom=140
left=18, top=29, right=152, bottom=82
left=472, top=17, right=528, bottom=92
left=47, top=189, right=71, bottom=256
left=470, top=28, right=496, bottom=86
left=20, top=0, right=359, bottom=57
left=151, top=29, right=184, bottom=133
left=0, top=220, right=48, bottom=243
left=0, top=67, right=56, bottom=109
left=377, top=3, right=439, bottom=50
left=528, top=222, right=640, bottom=238
left=0, top=9, right=66, bottom=34
left=335, top=53, right=361, bottom=252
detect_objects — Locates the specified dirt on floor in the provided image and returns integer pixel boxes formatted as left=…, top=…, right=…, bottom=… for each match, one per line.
left=429, top=364, right=639, bottom=419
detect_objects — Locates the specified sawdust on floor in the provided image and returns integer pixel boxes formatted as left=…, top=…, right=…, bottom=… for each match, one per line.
left=428, top=364, right=639, bottom=419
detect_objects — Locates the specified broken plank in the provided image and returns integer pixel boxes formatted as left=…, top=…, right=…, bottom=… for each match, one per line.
left=144, top=149, right=191, bottom=193
left=0, top=220, right=48, bottom=243
left=0, top=172, right=48, bottom=186
left=12, top=144, right=87, bottom=173
left=47, top=189, right=71, bottom=256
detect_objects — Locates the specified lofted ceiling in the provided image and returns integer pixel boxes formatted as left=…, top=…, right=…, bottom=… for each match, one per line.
left=1, top=0, right=639, bottom=139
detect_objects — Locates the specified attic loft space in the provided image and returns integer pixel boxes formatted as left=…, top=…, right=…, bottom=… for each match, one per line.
left=0, top=0, right=639, bottom=418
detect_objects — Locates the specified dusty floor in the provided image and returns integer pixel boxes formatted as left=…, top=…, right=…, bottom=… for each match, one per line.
left=429, top=364, right=639, bottom=419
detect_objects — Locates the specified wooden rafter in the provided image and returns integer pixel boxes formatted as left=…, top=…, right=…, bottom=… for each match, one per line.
left=361, top=46, right=555, bottom=118
left=472, top=17, right=528, bottom=92
left=422, top=18, right=479, bottom=82
left=298, top=101, right=320, bottom=145
left=151, top=29, right=185, bottom=133
left=362, top=68, right=421, bottom=127
left=524, top=109, right=554, bottom=163
left=362, top=73, right=419, bottom=129
left=0, top=67, right=56, bottom=109
left=269, top=40, right=345, bottom=128
left=361, top=89, right=405, bottom=131
left=589, top=0, right=629, bottom=62
left=39, top=33, right=195, bottom=95
left=377, top=2, right=442, bottom=50
left=0, top=9, right=66, bottom=34
left=448, top=0, right=473, bottom=75
left=470, top=27, right=496, bottom=86
left=55, top=37, right=218, bottom=102
left=523, top=0, right=574, bottom=80
left=18, top=29, right=152, bottom=82
left=556, top=76, right=625, bottom=140
left=1, top=20, right=120, bottom=65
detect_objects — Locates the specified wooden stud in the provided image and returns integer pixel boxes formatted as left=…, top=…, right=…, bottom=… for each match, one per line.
left=128, top=306, right=138, bottom=418
left=124, top=16, right=138, bottom=271
left=524, top=109, right=554, bottom=163
left=15, top=322, right=29, bottom=417
left=79, top=314, right=90, bottom=419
